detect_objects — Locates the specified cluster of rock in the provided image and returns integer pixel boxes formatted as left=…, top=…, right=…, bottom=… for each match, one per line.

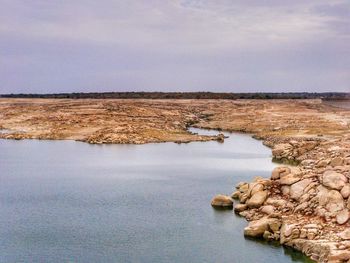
left=212, top=135, right=350, bottom=263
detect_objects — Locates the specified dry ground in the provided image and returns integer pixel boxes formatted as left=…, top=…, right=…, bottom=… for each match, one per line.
left=0, top=98, right=349, bottom=144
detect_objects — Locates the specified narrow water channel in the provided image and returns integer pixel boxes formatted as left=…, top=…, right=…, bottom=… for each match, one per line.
left=0, top=129, right=312, bottom=262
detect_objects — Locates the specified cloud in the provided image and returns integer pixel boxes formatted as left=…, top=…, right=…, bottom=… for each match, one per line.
left=0, top=0, right=349, bottom=93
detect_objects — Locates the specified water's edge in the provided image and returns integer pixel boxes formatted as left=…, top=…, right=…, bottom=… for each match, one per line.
left=0, top=127, right=313, bottom=263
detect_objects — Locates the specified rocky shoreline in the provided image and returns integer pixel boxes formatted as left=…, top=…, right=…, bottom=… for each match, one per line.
left=1, top=98, right=349, bottom=262
left=212, top=135, right=350, bottom=263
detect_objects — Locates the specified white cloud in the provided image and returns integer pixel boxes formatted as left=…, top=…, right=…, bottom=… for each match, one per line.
left=0, top=0, right=349, bottom=92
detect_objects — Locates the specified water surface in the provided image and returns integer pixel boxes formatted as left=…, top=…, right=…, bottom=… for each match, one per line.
left=323, top=99, right=350, bottom=109
left=0, top=128, right=312, bottom=262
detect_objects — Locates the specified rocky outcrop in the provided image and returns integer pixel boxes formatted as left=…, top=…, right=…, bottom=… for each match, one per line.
left=246, top=190, right=268, bottom=208
left=214, top=133, right=350, bottom=263
left=211, top=195, right=233, bottom=209
left=322, top=171, right=348, bottom=190
left=244, top=217, right=281, bottom=238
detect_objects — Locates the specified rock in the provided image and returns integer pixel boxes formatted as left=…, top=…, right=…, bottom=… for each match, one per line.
left=280, top=173, right=301, bottom=185
left=322, top=170, right=347, bottom=190
left=294, top=202, right=308, bottom=213
left=246, top=191, right=268, bottom=208
left=238, top=183, right=249, bottom=193
left=336, top=209, right=350, bottom=224
left=341, top=184, right=350, bottom=199
left=307, top=229, right=317, bottom=240
left=260, top=205, right=274, bottom=215
left=316, top=159, right=329, bottom=168
left=280, top=223, right=297, bottom=244
left=211, top=195, right=233, bottom=209
left=216, top=133, right=225, bottom=142
left=231, top=190, right=241, bottom=199
left=268, top=219, right=282, bottom=233
left=303, top=224, right=321, bottom=229
left=290, top=228, right=300, bottom=239
left=236, top=182, right=247, bottom=189
left=328, top=250, right=350, bottom=262
left=315, top=206, right=327, bottom=218
left=282, top=224, right=296, bottom=237
left=330, top=156, right=343, bottom=167
left=234, top=204, right=248, bottom=213
left=271, top=166, right=291, bottom=180
left=302, top=141, right=318, bottom=151
left=281, top=185, right=290, bottom=195
left=300, top=228, right=307, bottom=239
left=339, top=229, right=350, bottom=240
left=239, top=193, right=249, bottom=203
left=263, top=230, right=272, bottom=240
left=272, top=143, right=292, bottom=157
left=325, top=190, right=345, bottom=213
left=265, top=198, right=287, bottom=207
left=290, top=179, right=312, bottom=201
left=345, top=157, right=350, bottom=165
left=248, top=182, right=264, bottom=197
left=244, top=217, right=270, bottom=238
left=317, top=185, right=330, bottom=205
left=299, top=193, right=310, bottom=203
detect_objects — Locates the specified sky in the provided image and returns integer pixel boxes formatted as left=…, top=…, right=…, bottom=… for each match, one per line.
left=0, top=0, right=349, bottom=94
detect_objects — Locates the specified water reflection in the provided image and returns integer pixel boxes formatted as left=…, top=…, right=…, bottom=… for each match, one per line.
left=0, top=129, right=311, bottom=262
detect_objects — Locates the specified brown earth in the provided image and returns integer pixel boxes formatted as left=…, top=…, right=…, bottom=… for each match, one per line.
left=0, top=98, right=348, bottom=143
left=1, top=98, right=350, bottom=262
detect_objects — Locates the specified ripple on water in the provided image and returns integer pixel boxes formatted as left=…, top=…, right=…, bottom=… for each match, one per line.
left=0, top=129, right=312, bottom=262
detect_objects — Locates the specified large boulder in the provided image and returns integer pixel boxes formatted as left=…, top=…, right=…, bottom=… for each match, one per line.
left=328, top=251, right=350, bottom=262
left=248, top=182, right=264, bottom=197
left=339, top=229, right=350, bottom=240
left=330, top=157, right=343, bottom=167
left=260, top=205, right=275, bottom=215
left=231, top=190, right=241, bottom=199
left=280, top=223, right=298, bottom=244
left=317, top=186, right=345, bottom=214
left=271, top=166, right=291, bottom=180
left=322, top=170, right=347, bottom=190
left=211, top=195, right=233, bottom=209
left=280, top=173, right=301, bottom=185
left=237, top=182, right=249, bottom=193
left=336, top=209, right=350, bottom=225
left=244, top=217, right=273, bottom=238
left=340, top=184, right=350, bottom=199
left=326, top=190, right=345, bottom=213
left=272, top=143, right=292, bottom=158
left=246, top=191, right=268, bottom=208
left=290, top=179, right=312, bottom=201
left=234, top=204, right=248, bottom=213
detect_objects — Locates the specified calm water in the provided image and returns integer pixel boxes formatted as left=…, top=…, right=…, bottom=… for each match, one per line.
left=0, top=128, right=312, bottom=263
left=323, top=99, right=350, bottom=109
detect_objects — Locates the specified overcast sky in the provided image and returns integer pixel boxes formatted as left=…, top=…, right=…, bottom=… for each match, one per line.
left=1, top=0, right=349, bottom=93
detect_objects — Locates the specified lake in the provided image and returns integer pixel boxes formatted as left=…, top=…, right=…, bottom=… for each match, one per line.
left=0, top=128, right=312, bottom=262
left=323, top=99, right=350, bottom=109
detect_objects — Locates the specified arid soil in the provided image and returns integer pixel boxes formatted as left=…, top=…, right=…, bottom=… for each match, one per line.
left=1, top=98, right=350, bottom=262
left=0, top=99, right=223, bottom=144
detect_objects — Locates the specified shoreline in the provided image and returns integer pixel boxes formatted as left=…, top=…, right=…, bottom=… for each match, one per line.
left=1, top=98, right=349, bottom=262
left=212, top=132, right=350, bottom=263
